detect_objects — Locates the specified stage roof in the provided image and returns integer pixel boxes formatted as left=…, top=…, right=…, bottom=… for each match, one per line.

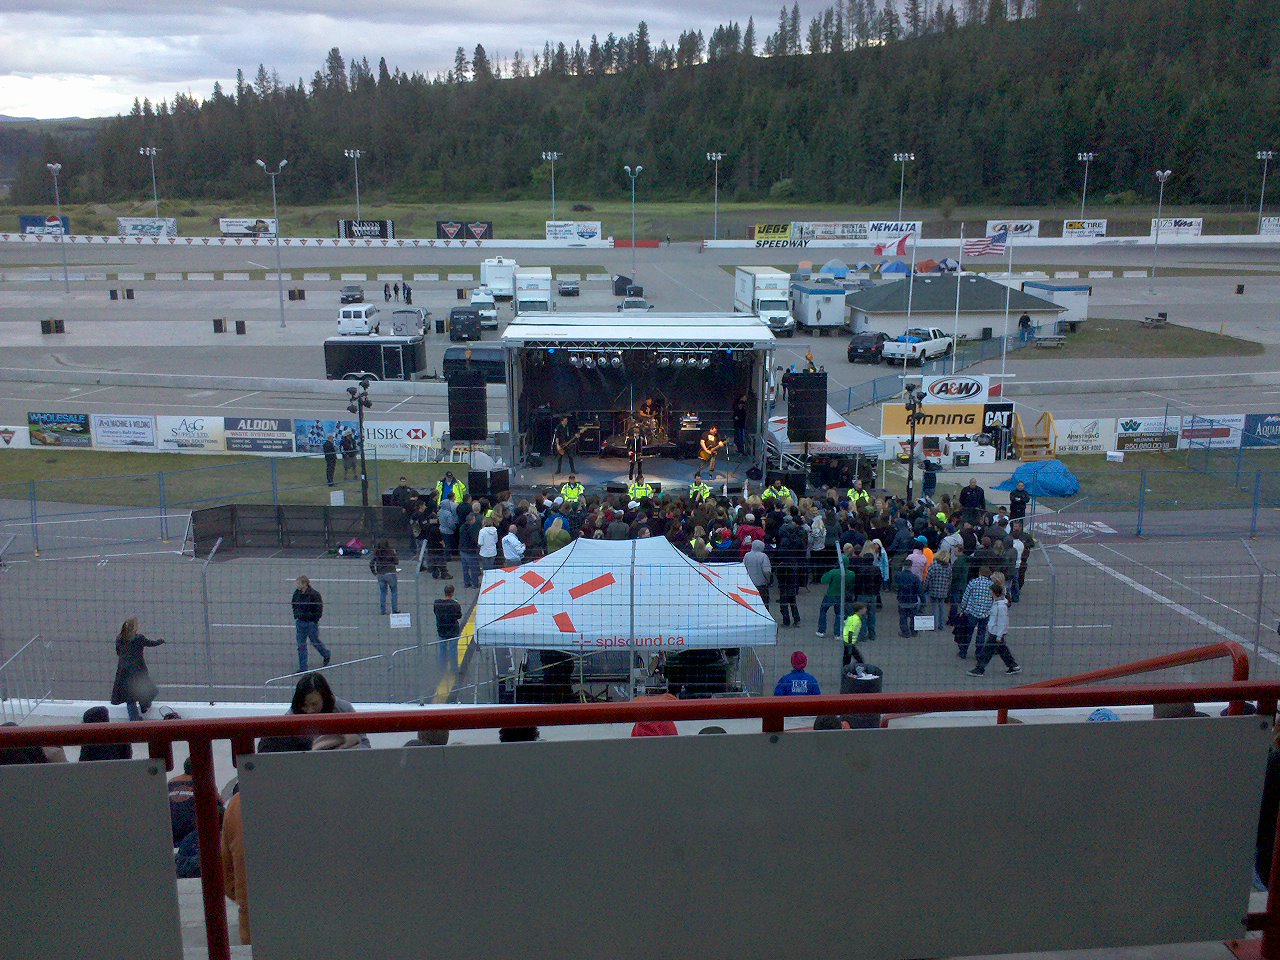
left=501, top=312, right=777, bottom=348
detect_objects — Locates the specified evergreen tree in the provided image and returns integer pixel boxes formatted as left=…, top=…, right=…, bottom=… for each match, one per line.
left=744, top=16, right=757, bottom=54
left=453, top=46, right=470, bottom=82
left=473, top=45, right=493, bottom=82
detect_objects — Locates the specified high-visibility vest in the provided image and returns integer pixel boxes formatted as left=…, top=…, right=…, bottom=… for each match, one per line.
left=689, top=481, right=711, bottom=501
left=762, top=485, right=792, bottom=503
left=560, top=482, right=584, bottom=504
left=629, top=482, right=653, bottom=501
left=848, top=488, right=871, bottom=506
left=436, top=479, right=467, bottom=503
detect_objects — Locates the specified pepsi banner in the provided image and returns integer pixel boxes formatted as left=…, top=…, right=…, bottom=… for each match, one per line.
left=19, top=215, right=69, bottom=235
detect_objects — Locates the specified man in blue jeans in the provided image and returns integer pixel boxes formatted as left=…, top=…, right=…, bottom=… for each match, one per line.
left=434, top=584, right=463, bottom=669
left=291, top=575, right=330, bottom=672
left=957, top=567, right=994, bottom=659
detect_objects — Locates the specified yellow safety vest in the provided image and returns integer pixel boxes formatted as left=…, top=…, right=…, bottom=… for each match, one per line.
left=629, top=482, right=653, bottom=501
left=436, top=479, right=467, bottom=503
left=560, top=482, right=584, bottom=503
left=689, top=481, right=712, bottom=501
left=848, top=488, right=871, bottom=505
left=762, top=486, right=792, bottom=503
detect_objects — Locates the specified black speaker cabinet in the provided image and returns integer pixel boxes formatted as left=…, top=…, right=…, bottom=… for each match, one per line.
left=468, top=470, right=491, bottom=500
left=787, top=372, right=828, bottom=443
left=448, top=371, right=488, bottom=442
left=489, top=468, right=511, bottom=496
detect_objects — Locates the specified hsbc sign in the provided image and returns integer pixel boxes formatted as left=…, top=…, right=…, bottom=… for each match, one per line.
left=922, top=374, right=991, bottom=404
left=363, top=421, right=435, bottom=459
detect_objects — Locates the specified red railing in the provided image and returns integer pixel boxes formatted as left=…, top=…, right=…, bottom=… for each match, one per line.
left=880, top=641, right=1252, bottom=728
left=3, top=679, right=1280, bottom=960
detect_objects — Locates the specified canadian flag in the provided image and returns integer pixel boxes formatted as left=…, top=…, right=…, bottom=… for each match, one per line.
left=873, top=233, right=913, bottom=257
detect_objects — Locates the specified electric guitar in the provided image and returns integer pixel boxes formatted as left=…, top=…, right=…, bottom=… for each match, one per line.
left=699, top=436, right=727, bottom=461
left=554, top=426, right=587, bottom=456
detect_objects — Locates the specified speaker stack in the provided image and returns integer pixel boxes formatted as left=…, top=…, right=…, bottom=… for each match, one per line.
left=447, top=371, right=488, bottom=442
left=787, top=372, right=828, bottom=443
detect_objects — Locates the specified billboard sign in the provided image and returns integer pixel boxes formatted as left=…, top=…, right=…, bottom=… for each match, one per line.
left=338, top=220, right=395, bottom=240
left=363, top=421, right=435, bottom=460
left=881, top=403, right=984, bottom=437
left=793, top=222, right=868, bottom=241
left=1062, top=219, right=1108, bottom=238
left=1150, top=218, right=1202, bottom=237
left=922, top=374, right=990, bottom=405
left=156, top=416, right=225, bottom=451
left=19, top=214, right=69, bottom=235
left=0, top=425, right=31, bottom=449
left=437, top=221, right=494, bottom=240
left=90, top=414, right=156, bottom=449
left=1177, top=415, right=1244, bottom=450
left=219, top=218, right=277, bottom=237
left=225, top=417, right=295, bottom=453
left=867, top=221, right=922, bottom=241
left=1243, top=413, right=1280, bottom=448
left=294, top=419, right=358, bottom=454
left=985, top=219, right=1041, bottom=238
left=545, top=221, right=603, bottom=242
left=1055, top=418, right=1114, bottom=454
left=1114, top=416, right=1180, bottom=451
left=27, top=411, right=91, bottom=447
left=117, top=217, right=178, bottom=238
left=1261, top=218, right=1280, bottom=237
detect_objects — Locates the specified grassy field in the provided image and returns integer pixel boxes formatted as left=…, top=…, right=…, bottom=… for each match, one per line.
left=0, top=450, right=466, bottom=509
left=1023, top=317, right=1264, bottom=360
left=21, top=197, right=1277, bottom=243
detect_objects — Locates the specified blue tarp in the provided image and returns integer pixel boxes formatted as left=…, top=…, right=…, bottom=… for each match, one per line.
left=818, top=258, right=850, bottom=278
left=994, top=460, right=1081, bottom=498
left=880, top=260, right=911, bottom=274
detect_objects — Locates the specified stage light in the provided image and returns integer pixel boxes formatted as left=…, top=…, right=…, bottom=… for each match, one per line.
left=584, top=356, right=595, bottom=369
left=674, top=356, right=685, bottom=367
left=569, top=354, right=581, bottom=367
left=699, top=356, right=710, bottom=369
left=610, top=356, right=623, bottom=368
left=658, top=356, right=670, bottom=367
left=598, top=355, right=608, bottom=367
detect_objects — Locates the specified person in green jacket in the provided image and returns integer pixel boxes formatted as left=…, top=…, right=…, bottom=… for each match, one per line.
left=842, top=603, right=868, bottom=667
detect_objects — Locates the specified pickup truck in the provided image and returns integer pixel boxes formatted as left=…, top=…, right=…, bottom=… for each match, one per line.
left=881, top=327, right=954, bottom=365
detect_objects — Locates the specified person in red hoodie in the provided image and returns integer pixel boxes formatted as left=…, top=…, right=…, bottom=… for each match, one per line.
left=631, top=690, right=679, bottom=737
left=735, top=512, right=767, bottom=560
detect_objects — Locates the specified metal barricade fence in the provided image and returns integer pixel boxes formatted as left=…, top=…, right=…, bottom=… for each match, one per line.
left=0, top=635, right=53, bottom=724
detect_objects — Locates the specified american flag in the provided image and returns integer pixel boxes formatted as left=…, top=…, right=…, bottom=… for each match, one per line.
left=962, top=229, right=1008, bottom=257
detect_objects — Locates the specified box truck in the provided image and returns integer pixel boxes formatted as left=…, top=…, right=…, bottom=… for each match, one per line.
left=790, top=282, right=847, bottom=331
left=733, top=266, right=795, bottom=337
left=324, top=335, right=428, bottom=381
left=480, top=257, right=518, bottom=299
left=514, top=267, right=553, bottom=315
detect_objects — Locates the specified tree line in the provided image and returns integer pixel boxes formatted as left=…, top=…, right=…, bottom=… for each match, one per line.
left=7, top=0, right=1279, bottom=210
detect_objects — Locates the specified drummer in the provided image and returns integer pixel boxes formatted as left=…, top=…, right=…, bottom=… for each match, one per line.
left=638, top=396, right=660, bottom=422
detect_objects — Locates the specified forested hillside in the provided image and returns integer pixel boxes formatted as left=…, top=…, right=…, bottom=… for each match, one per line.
left=7, top=0, right=1279, bottom=207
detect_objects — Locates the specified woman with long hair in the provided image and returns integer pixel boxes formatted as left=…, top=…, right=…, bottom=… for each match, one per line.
left=288, top=673, right=370, bottom=748
left=110, top=617, right=165, bottom=721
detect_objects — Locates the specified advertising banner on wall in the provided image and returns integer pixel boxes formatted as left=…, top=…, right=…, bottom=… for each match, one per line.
left=294, top=419, right=358, bottom=454
left=156, top=416, right=225, bottom=451
left=1243, top=413, right=1280, bottom=448
left=1055, top=418, right=1115, bottom=454
left=117, top=218, right=178, bottom=238
left=27, top=411, right=91, bottom=447
left=0, top=425, right=31, bottom=449
left=866, top=221, right=922, bottom=241
left=90, top=414, right=156, bottom=449
left=337, top=220, right=395, bottom=240
left=982, top=402, right=1016, bottom=432
left=1114, top=416, right=1180, bottom=451
left=1262, top=218, right=1280, bottom=237
left=921, top=374, right=991, bottom=405
left=19, top=214, right=70, bottom=235
left=225, top=417, right=295, bottom=453
left=880, top=400, right=1012, bottom=437
left=1062, top=219, right=1108, bottom=238
left=793, top=222, right=868, bottom=241
left=545, top=221, right=603, bottom=242
left=218, top=218, right=277, bottom=237
left=363, top=421, right=434, bottom=460
left=1177, top=415, right=1245, bottom=450
left=1150, top=218, right=1203, bottom=237
left=436, top=221, right=493, bottom=241
left=985, top=219, right=1041, bottom=238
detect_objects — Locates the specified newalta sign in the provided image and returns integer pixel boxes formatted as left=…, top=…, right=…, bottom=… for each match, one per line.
left=338, top=220, right=395, bottom=240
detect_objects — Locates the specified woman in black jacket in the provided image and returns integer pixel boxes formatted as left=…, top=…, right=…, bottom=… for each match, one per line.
left=110, top=617, right=165, bottom=721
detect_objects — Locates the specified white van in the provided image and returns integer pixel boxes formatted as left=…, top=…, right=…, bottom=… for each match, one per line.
left=337, top=303, right=381, bottom=335
left=470, top=286, right=498, bottom=329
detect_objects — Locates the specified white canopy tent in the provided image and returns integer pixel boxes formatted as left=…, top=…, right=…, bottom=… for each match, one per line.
left=767, top=404, right=885, bottom=456
left=475, top=537, right=776, bottom=649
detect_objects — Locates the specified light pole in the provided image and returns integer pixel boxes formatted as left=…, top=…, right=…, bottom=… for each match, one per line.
left=255, top=158, right=288, bottom=328
left=706, top=151, right=724, bottom=240
left=541, top=151, right=560, bottom=223
left=1150, top=169, right=1172, bottom=294
left=139, top=146, right=160, bottom=219
left=1076, top=151, right=1096, bottom=220
left=346, top=379, right=373, bottom=507
left=624, top=164, right=643, bottom=282
left=1258, top=150, right=1274, bottom=234
left=344, top=149, right=363, bottom=223
left=894, top=152, right=915, bottom=222
left=903, top=384, right=926, bottom=501
left=45, top=162, right=70, bottom=294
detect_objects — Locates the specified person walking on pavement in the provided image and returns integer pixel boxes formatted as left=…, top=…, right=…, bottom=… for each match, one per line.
left=842, top=603, right=868, bottom=667
left=384, top=282, right=391, bottom=302
left=894, top=565, right=925, bottom=637
left=340, top=429, right=358, bottom=482
left=743, top=539, right=773, bottom=609
left=110, top=617, right=166, bottom=721
left=393, top=281, right=401, bottom=302
left=403, top=282, right=412, bottom=305
left=967, top=582, right=1021, bottom=676
left=924, top=550, right=953, bottom=631
left=816, top=548, right=857, bottom=639
left=370, top=538, right=400, bottom=615
left=1008, top=481, right=1031, bottom=521
left=459, top=508, right=482, bottom=588
left=478, top=518, right=499, bottom=570
left=959, top=478, right=986, bottom=525
left=434, top=584, right=463, bottom=668
left=322, top=433, right=337, bottom=487
left=957, top=567, right=995, bottom=659
left=291, top=576, right=330, bottom=672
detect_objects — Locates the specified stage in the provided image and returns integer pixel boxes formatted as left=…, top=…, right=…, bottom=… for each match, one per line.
left=513, top=448, right=757, bottom=499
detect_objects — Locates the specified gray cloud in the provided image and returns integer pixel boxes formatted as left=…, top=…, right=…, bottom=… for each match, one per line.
left=0, top=2, right=791, bottom=117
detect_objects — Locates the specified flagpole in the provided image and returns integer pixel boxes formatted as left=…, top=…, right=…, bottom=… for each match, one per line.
left=1000, top=229, right=1014, bottom=379
left=952, top=224, right=964, bottom=375
left=901, top=232, right=919, bottom=382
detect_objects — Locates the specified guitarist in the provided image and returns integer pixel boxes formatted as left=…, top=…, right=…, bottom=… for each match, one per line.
left=627, top=424, right=646, bottom=481
left=552, top=416, right=582, bottom=476
left=699, top=425, right=726, bottom=478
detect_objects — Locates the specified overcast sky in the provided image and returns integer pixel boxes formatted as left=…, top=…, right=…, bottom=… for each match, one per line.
left=0, top=2, right=793, bottom=119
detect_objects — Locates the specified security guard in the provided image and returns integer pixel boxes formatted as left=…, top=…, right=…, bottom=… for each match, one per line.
left=761, top=478, right=794, bottom=506
left=689, top=471, right=712, bottom=503
left=628, top=473, right=654, bottom=502
left=560, top=475, right=585, bottom=505
left=436, top=470, right=467, bottom=504
left=847, top=480, right=872, bottom=508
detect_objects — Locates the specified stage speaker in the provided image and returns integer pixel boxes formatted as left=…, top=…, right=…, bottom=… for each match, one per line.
left=765, top=470, right=808, bottom=498
left=468, top=470, right=491, bottom=500
left=489, top=468, right=510, bottom=496
left=448, top=371, right=488, bottom=442
left=531, top=410, right=555, bottom=454
left=787, top=372, right=828, bottom=443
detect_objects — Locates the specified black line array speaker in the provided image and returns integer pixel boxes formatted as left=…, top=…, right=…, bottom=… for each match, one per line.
left=467, top=470, right=491, bottom=500
left=787, top=372, right=828, bottom=443
left=448, top=371, right=488, bottom=442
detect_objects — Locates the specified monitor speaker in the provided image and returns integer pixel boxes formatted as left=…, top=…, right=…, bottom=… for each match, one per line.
left=468, top=470, right=491, bottom=500
left=787, top=372, right=828, bottom=443
left=489, top=469, right=510, bottom=496
left=448, top=372, right=488, bottom=442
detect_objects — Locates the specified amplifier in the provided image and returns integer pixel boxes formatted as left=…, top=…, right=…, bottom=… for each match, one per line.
left=577, top=422, right=603, bottom=455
